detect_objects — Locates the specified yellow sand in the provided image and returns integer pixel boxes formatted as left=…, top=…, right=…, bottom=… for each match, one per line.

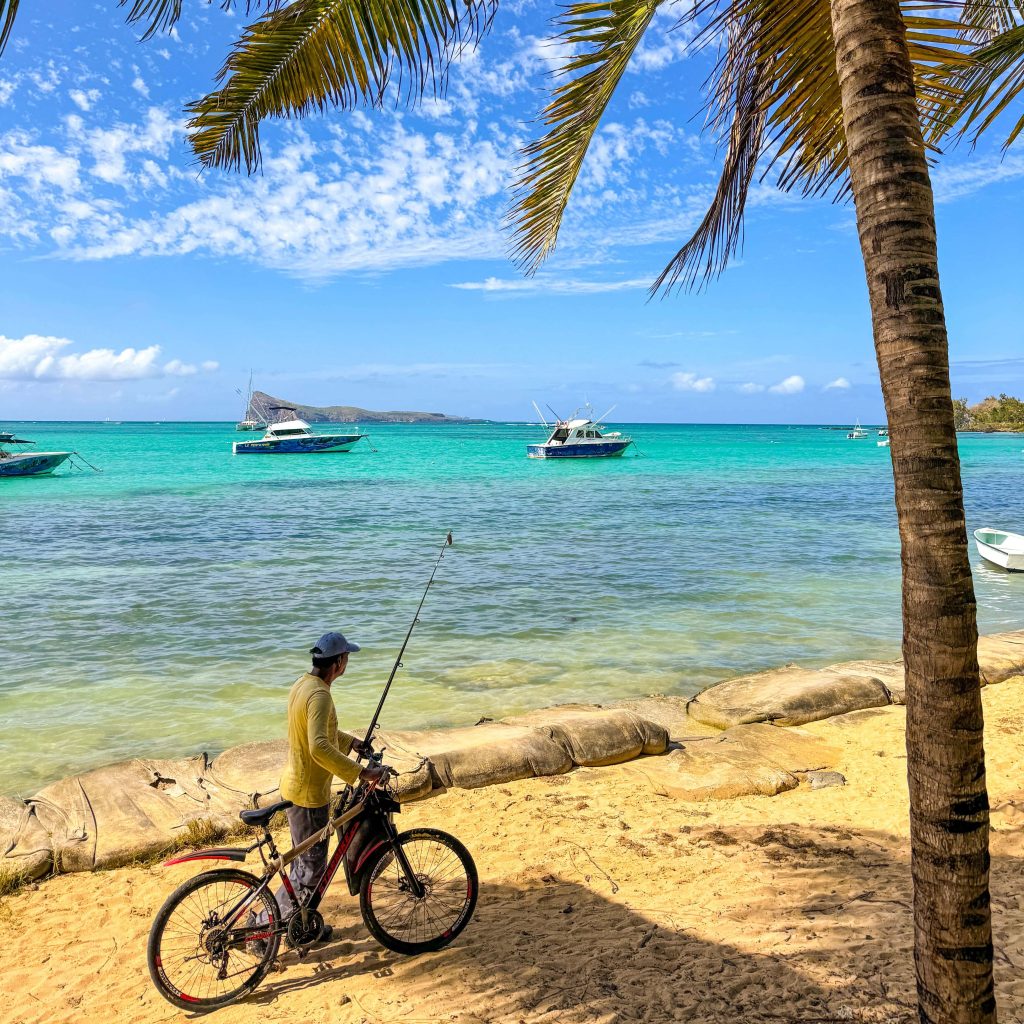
left=2, top=682, right=1022, bottom=1024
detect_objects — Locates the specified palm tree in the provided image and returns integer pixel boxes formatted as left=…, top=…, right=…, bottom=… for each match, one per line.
left=0, top=0, right=1007, bottom=1019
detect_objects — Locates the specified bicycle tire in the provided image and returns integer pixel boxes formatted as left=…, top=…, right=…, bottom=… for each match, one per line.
left=359, top=827, right=477, bottom=955
left=147, top=867, right=281, bottom=1011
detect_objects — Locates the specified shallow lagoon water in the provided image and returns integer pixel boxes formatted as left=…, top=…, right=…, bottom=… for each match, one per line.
left=2, top=421, right=1022, bottom=795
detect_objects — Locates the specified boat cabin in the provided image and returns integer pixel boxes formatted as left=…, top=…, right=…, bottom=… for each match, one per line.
left=265, top=419, right=313, bottom=437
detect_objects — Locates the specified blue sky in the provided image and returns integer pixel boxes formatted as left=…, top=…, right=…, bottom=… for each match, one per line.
left=0, top=1, right=1021, bottom=423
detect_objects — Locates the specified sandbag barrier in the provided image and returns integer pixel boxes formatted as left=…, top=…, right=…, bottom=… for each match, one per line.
left=2, top=629, right=1022, bottom=881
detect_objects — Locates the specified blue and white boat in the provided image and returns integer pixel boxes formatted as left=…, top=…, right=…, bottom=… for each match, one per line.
left=0, top=432, right=73, bottom=477
left=232, top=417, right=366, bottom=455
left=527, top=405, right=633, bottom=459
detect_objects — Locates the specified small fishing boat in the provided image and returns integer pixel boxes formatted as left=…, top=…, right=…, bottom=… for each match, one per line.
left=527, top=403, right=633, bottom=459
left=0, top=432, right=73, bottom=477
left=232, top=417, right=366, bottom=455
left=877, top=438, right=890, bottom=448
left=847, top=419, right=869, bottom=439
left=974, top=528, right=1024, bottom=571
left=236, top=372, right=268, bottom=431
left=878, top=428, right=889, bottom=437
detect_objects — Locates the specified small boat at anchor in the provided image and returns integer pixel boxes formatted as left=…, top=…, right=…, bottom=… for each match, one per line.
left=235, top=372, right=268, bottom=431
left=527, top=403, right=633, bottom=459
left=232, top=417, right=366, bottom=455
left=0, top=431, right=73, bottom=477
left=847, top=419, right=869, bottom=439
left=974, top=528, right=1024, bottom=572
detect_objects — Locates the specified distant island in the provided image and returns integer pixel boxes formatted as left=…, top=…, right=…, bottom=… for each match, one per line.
left=953, top=394, right=1024, bottom=433
left=249, top=391, right=484, bottom=425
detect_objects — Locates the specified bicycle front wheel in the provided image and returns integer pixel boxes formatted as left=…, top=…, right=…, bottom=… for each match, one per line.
left=147, top=867, right=281, bottom=1011
left=359, top=828, right=478, bottom=955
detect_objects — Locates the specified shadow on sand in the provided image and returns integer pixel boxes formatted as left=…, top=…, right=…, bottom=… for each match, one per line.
left=233, top=822, right=1022, bottom=1023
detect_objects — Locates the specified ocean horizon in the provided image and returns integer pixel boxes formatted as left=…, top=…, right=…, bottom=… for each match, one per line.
left=3, top=420, right=1022, bottom=797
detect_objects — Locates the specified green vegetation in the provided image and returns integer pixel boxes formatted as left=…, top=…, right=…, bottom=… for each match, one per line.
left=954, top=394, right=1024, bottom=431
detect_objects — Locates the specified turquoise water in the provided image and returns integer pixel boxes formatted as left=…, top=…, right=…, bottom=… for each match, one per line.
left=2, top=421, right=1022, bottom=796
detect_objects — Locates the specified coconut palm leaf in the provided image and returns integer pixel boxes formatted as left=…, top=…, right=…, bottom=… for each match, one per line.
left=186, top=0, right=496, bottom=172
left=508, top=0, right=668, bottom=274
left=510, top=0, right=968, bottom=290
left=0, top=0, right=19, bottom=57
left=120, top=1, right=288, bottom=39
left=921, top=0, right=1024, bottom=146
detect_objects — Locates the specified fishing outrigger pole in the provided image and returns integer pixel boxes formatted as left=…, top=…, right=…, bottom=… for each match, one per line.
left=361, top=531, right=454, bottom=749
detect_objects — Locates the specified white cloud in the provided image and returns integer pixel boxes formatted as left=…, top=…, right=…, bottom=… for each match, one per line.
left=451, top=276, right=650, bottom=295
left=769, top=375, right=805, bottom=394
left=825, top=377, right=850, bottom=390
left=631, top=5, right=699, bottom=72
left=931, top=154, right=1024, bottom=203
left=0, top=78, right=17, bottom=107
left=69, top=88, right=101, bottom=112
left=131, top=74, right=150, bottom=99
left=671, top=371, right=715, bottom=392
left=738, top=382, right=765, bottom=393
left=0, top=334, right=217, bottom=381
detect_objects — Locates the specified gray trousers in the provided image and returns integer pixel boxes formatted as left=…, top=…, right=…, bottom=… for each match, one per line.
left=276, top=803, right=330, bottom=914
left=253, top=803, right=330, bottom=925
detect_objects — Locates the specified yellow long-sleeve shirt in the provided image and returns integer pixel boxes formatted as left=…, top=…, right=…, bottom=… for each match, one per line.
left=279, top=673, right=363, bottom=808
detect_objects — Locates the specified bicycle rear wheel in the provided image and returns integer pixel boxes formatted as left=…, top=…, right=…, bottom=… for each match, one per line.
left=359, top=827, right=477, bottom=955
left=147, top=867, right=281, bottom=1011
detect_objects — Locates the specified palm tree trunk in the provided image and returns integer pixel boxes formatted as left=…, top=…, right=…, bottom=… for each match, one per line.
left=826, top=0, right=995, bottom=1021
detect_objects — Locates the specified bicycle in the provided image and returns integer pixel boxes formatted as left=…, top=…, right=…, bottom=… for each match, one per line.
left=146, top=746, right=478, bottom=1011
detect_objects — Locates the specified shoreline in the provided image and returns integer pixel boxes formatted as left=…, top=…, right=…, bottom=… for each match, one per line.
left=3, top=628, right=1022, bottom=882
left=1, top=655, right=1022, bottom=1022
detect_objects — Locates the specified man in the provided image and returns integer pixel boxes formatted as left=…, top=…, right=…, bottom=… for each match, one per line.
left=256, top=630, right=387, bottom=949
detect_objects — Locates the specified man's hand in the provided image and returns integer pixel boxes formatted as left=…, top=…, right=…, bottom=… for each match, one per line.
left=359, top=763, right=388, bottom=785
left=350, top=738, right=372, bottom=756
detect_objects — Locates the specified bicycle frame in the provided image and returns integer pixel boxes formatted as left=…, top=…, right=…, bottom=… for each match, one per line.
left=184, top=782, right=420, bottom=949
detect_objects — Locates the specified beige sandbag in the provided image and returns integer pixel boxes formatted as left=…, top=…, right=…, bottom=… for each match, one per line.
left=977, top=630, right=1024, bottom=685
left=718, top=722, right=841, bottom=772
left=374, top=732, right=435, bottom=803
left=203, top=740, right=288, bottom=808
left=686, top=665, right=892, bottom=729
left=0, top=796, right=52, bottom=880
left=825, top=659, right=906, bottom=704
left=620, top=721, right=838, bottom=801
left=624, top=743, right=800, bottom=801
left=31, top=755, right=230, bottom=871
left=504, top=706, right=668, bottom=767
left=610, top=696, right=719, bottom=740
left=381, top=723, right=572, bottom=790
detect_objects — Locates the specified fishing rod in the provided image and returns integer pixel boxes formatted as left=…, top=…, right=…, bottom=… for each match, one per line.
left=361, top=531, right=454, bottom=749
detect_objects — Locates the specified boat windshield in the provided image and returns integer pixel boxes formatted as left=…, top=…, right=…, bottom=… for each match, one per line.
left=270, top=427, right=309, bottom=436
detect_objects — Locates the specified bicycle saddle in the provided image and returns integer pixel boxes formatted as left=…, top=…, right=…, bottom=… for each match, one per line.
left=238, top=799, right=293, bottom=827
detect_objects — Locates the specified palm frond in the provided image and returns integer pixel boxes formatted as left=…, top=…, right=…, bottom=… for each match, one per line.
left=508, top=0, right=967, bottom=289
left=187, top=0, right=495, bottom=172
left=0, top=0, right=20, bottom=58
left=119, top=0, right=288, bottom=40
left=508, top=0, right=669, bottom=274
left=657, top=0, right=968, bottom=292
left=921, top=0, right=1024, bottom=147
left=653, top=11, right=767, bottom=293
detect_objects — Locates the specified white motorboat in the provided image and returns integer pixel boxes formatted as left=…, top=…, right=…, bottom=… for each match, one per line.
left=232, top=417, right=366, bottom=454
left=527, top=402, right=633, bottom=459
left=877, top=438, right=890, bottom=447
left=974, top=529, right=1024, bottom=571
left=0, top=431, right=72, bottom=477
left=847, top=419, right=869, bottom=439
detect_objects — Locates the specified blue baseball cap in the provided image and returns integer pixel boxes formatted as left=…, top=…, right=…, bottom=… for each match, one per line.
left=310, top=631, right=361, bottom=658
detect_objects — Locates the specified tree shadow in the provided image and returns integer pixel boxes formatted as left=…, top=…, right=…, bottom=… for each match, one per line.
left=238, top=820, right=1024, bottom=1022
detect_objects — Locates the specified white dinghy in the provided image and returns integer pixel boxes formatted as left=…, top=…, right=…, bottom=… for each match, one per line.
left=974, top=528, right=1024, bottom=571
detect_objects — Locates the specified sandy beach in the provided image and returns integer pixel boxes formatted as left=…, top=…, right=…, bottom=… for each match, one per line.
left=1, top=678, right=1021, bottom=1024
